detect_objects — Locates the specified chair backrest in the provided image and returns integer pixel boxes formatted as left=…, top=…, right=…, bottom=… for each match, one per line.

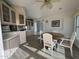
left=43, top=33, right=53, bottom=47
left=70, top=32, right=77, bottom=47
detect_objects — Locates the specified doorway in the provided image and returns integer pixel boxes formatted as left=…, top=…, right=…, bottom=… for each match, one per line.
left=37, top=21, right=43, bottom=35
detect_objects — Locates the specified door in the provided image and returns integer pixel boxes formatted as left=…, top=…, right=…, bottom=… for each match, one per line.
left=76, top=16, right=79, bottom=39
left=37, top=21, right=40, bottom=33
left=75, top=16, right=79, bottom=48
left=37, top=21, right=43, bottom=34
left=40, top=22, right=43, bottom=34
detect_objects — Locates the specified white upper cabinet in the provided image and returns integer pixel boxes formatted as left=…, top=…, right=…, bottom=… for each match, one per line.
left=1, top=2, right=11, bottom=24
left=0, top=1, right=26, bottom=25
left=11, top=9, right=16, bottom=25
left=15, top=6, right=26, bottom=26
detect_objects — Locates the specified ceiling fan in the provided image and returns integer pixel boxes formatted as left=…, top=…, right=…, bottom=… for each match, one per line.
left=36, top=0, right=60, bottom=9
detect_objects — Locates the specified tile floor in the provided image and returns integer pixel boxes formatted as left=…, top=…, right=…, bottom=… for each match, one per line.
left=9, top=35, right=79, bottom=59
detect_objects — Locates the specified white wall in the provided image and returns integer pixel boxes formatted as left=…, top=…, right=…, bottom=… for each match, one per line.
left=43, top=13, right=74, bottom=38
left=0, top=20, right=5, bottom=59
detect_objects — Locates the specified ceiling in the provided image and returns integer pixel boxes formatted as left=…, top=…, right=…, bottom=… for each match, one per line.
left=7, top=0, right=79, bottom=18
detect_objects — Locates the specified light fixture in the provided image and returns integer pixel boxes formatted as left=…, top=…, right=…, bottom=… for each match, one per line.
left=41, top=0, right=53, bottom=9
left=37, top=0, right=60, bottom=9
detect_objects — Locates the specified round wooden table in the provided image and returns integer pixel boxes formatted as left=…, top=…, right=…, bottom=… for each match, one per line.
left=41, top=32, right=64, bottom=40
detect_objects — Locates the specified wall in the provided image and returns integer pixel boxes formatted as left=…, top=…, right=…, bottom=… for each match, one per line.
left=0, top=20, right=5, bottom=59
left=0, top=1, right=5, bottom=59
left=43, top=13, right=74, bottom=38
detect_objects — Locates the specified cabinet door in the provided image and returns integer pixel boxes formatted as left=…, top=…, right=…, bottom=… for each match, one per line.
left=15, top=35, right=20, bottom=47
left=3, top=41, right=9, bottom=51
left=9, top=36, right=20, bottom=51
left=11, top=10, right=16, bottom=23
left=9, top=35, right=20, bottom=56
left=3, top=40, right=10, bottom=58
left=19, top=14, right=24, bottom=24
left=2, top=4, right=10, bottom=22
left=9, top=38, right=15, bottom=52
left=20, top=31, right=26, bottom=44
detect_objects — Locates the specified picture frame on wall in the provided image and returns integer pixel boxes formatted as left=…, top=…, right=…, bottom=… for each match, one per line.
left=51, top=20, right=60, bottom=27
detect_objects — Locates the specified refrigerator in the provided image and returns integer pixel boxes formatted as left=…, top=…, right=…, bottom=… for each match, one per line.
left=74, top=16, right=79, bottom=48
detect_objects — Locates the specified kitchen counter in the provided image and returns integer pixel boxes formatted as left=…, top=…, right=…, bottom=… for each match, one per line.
left=3, top=32, right=19, bottom=41
left=3, top=32, right=20, bottom=58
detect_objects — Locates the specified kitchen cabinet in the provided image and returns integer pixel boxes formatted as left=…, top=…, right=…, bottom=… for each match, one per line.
left=0, top=1, right=26, bottom=26
left=2, top=4, right=10, bottom=22
left=9, top=35, right=20, bottom=54
left=15, top=10, right=26, bottom=26
left=3, top=39, right=10, bottom=58
left=11, top=10, right=16, bottom=24
left=14, top=35, right=20, bottom=47
left=3, top=33, right=20, bottom=58
left=19, top=31, right=26, bottom=44
left=0, top=1, right=12, bottom=24
left=19, top=14, right=26, bottom=25
left=19, top=14, right=24, bottom=24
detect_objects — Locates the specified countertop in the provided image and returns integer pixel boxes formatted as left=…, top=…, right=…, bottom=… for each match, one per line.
left=2, top=32, right=19, bottom=41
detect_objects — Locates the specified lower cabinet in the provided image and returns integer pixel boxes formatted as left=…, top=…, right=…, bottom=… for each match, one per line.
left=3, top=35, right=20, bottom=59
left=3, top=40, right=10, bottom=58
left=19, top=31, right=26, bottom=44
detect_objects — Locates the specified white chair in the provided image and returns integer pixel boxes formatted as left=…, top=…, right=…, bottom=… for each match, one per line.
left=43, top=33, right=57, bottom=50
left=60, top=32, right=77, bottom=56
